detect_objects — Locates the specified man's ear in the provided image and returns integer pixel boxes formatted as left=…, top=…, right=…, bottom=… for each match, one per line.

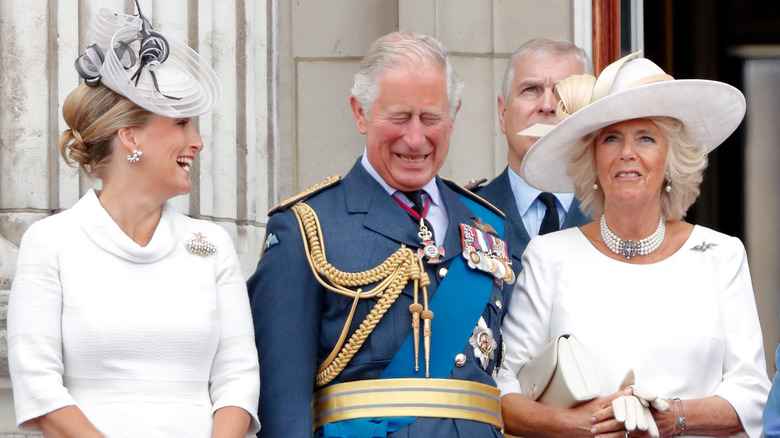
left=446, top=100, right=462, bottom=134
left=497, top=94, right=508, bottom=135
left=350, top=96, right=369, bottom=134
left=452, top=100, right=462, bottom=121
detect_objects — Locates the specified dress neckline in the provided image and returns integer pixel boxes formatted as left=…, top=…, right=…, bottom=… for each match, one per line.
left=72, top=189, right=181, bottom=263
left=573, top=224, right=699, bottom=267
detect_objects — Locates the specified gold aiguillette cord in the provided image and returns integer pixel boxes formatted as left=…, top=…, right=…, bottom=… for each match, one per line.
left=408, top=256, right=432, bottom=376
left=292, top=202, right=434, bottom=384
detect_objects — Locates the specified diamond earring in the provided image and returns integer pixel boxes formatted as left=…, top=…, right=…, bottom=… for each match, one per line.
left=127, top=149, right=143, bottom=163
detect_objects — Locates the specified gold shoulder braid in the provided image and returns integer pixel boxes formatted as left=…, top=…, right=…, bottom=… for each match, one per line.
left=269, top=174, right=341, bottom=215
left=290, top=202, right=432, bottom=386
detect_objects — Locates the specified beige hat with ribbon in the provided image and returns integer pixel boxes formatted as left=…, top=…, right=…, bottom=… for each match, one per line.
left=519, top=52, right=746, bottom=193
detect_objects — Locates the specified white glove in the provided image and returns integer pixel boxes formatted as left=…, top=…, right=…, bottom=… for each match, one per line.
left=612, top=395, right=661, bottom=438
left=628, top=384, right=671, bottom=412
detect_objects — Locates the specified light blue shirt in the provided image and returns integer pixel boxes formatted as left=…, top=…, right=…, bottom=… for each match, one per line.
left=507, top=166, right=574, bottom=239
left=361, top=153, right=448, bottom=247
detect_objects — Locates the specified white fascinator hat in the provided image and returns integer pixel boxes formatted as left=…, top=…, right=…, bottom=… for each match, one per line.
left=74, top=1, right=221, bottom=118
left=519, top=52, right=746, bottom=193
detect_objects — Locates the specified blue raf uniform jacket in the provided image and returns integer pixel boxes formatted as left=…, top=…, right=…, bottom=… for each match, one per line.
left=248, top=160, right=509, bottom=437
left=475, top=167, right=590, bottom=279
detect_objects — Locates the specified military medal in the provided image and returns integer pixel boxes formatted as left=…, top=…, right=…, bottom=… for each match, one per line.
left=394, top=194, right=445, bottom=263
left=459, top=222, right=514, bottom=284
left=469, top=317, right=497, bottom=370
left=415, top=218, right=445, bottom=263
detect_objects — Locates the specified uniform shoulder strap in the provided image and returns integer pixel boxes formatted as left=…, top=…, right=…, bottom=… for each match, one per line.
left=268, top=174, right=342, bottom=216
left=440, top=177, right=505, bottom=218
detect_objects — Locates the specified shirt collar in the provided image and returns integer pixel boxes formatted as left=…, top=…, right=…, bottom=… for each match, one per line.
left=507, top=166, right=574, bottom=214
left=360, top=151, right=442, bottom=207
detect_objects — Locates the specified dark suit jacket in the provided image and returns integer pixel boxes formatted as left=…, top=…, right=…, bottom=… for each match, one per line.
left=475, top=167, right=590, bottom=278
left=247, top=160, right=507, bottom=437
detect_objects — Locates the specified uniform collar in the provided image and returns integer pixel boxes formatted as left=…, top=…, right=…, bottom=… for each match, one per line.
left=360, top=151, right=443, bottom=208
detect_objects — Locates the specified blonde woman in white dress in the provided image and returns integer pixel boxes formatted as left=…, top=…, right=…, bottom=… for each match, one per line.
left=496, top=53, right=769, bottom=438
left=7, top=3, right=259, bottom=437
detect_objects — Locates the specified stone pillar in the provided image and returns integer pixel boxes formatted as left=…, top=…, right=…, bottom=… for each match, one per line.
left=0, top=0, right=56, bottom=431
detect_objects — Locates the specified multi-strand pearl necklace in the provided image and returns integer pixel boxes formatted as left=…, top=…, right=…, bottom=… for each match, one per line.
left=600, top=214, right=665, bottom=259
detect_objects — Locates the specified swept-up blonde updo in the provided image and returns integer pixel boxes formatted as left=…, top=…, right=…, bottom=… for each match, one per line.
left=59, top=84, right=152, bottom=179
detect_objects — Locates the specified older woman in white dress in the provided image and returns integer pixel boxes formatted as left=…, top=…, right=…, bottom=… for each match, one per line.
left=6, top=3, right=259, bottom=437
left=496, top=53, right=770, bottom=437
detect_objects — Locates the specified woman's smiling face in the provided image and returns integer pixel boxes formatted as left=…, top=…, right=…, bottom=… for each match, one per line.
left=594, top=118, right=669, bottom=210
left=131, top=114, right=203, bottom=199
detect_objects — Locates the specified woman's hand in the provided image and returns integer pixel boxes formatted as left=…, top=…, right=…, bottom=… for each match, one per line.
left=211, top=406, right=251, bottom=438
left=32, top=405, right=105, bottom=438
left=587, top=391, right=640, bottom=438
left=502, top=391, right=625, bottom=437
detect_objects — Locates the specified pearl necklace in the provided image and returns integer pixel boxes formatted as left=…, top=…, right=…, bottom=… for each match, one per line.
left=600, top=214, right=665, bottom=259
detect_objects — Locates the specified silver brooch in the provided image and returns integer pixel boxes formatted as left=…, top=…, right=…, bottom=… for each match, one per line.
left=691, top=241, right=718, bottom=252
left=469, top=317, right=497, bottom=370
left=185, top=232, right=217, bottom=256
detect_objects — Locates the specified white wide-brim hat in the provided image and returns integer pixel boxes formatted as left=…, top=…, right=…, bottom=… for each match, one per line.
left=75, top=8, right=221, bottom=118
left=519, top=52, right=746, bottom=193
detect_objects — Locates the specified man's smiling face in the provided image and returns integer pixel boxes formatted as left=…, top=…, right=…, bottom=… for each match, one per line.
left=353, top=62, right=455, bottom=191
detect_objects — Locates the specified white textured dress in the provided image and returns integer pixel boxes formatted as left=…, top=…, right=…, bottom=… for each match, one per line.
left=7, top=189, right=260, bottom=437
left=496, top=226, right=770, bottom=438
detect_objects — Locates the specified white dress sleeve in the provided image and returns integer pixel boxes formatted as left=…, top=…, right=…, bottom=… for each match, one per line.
left=495, top=236, right=556, bottom=398
left=7, top=219, right=76, bottom=430
left=207, top=225, right=261, bottom=436
left=710, top=235, right=770, bottom=438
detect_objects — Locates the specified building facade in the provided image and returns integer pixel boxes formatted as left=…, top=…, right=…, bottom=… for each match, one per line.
left=3, top=0, right=777, bottom=435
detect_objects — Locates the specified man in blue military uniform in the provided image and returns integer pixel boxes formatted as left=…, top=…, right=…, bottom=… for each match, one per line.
left=248, top=32, right=511, bottom=437
left=474, top=38, right=591, bottom=277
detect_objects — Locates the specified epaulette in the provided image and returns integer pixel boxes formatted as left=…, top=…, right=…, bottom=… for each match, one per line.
left=463, top=177, right=487, bottom=192
left=268, top=174, right=342, bottom=216
left=441, top=177, right=505, bottom=218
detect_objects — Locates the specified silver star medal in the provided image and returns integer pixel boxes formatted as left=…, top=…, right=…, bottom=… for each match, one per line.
left=185, top=232, right=217, bottom=256
left=469, top=317, right=497, bottom=370
left=416, top=219, right=445, bottom=263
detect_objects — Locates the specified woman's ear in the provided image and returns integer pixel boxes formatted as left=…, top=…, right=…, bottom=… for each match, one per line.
left=116, top=126, right=137, bottom=153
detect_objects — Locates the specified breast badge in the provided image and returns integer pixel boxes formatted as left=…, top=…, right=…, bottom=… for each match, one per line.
left=469, top=317, right=497, bottom=370
left=459, top=222, right=514, bottom=284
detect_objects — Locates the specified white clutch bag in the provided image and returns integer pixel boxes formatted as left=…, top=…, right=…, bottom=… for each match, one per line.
left=516, top=333, right=600, bottom=408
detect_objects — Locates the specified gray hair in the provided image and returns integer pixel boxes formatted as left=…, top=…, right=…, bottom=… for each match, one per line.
left=567, top=117, right=707, bottom=221
left=351, top=31, right=463, bottom=120
left=501, top=37, right=592, bottom=101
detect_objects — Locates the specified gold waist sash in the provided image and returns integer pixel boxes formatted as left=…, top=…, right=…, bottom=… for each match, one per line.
left=312, top=378, right=503, bottom=429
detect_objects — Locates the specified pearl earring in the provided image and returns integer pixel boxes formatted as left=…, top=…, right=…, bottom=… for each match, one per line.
left=592, top=174, right=599, bottom=190
left=127, top=149, right=143, bottom=163
left=665, top=171, right=671, bottom=193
